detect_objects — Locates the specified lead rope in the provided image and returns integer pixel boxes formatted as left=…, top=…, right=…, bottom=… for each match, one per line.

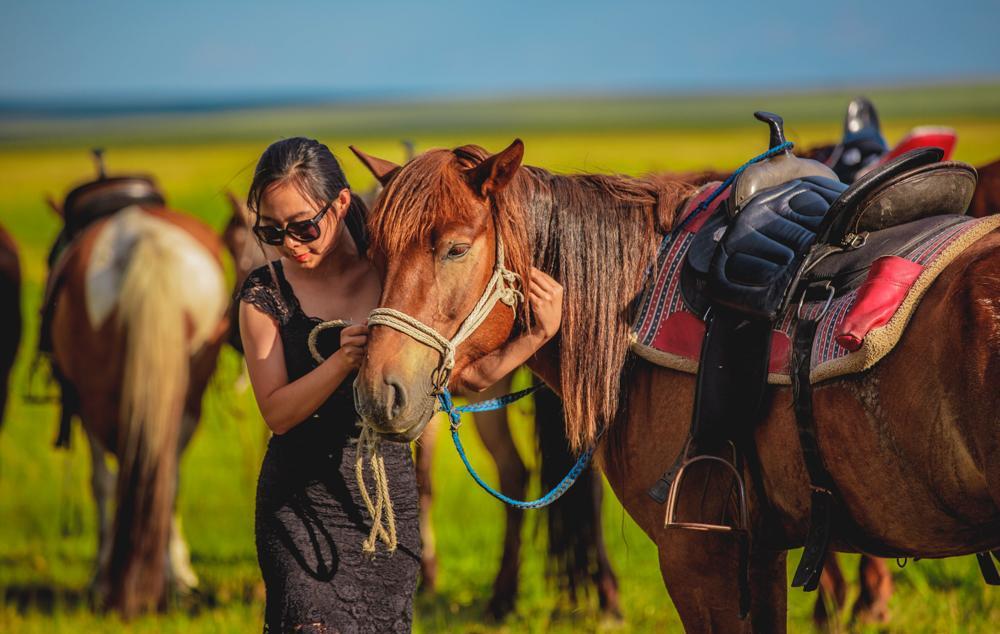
left=308, top=321, right=397, bottom=553
left=355, top=425, right=398, bottom=553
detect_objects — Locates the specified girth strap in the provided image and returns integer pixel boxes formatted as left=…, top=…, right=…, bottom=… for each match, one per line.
left=790, top=306, right=835, bottom=591
left=976, top=551, right=1000, bottom=586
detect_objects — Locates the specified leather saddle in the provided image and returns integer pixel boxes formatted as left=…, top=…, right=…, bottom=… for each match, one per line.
left=829, top=96, right=889, bottom=183
left=682, top=117, right=976, bottom=320
left=63, top=175, right=165, bottom=236
left=655, top=111, right=980, bottom=597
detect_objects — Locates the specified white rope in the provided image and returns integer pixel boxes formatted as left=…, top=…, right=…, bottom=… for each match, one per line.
left=366, top=237, right=523, bottom=392
left=350, top=235, right=523, bottom=554
left=354, top=425, right=398, bottom=553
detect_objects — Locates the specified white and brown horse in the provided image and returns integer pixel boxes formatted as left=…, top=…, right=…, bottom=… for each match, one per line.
left=50, top=204, right=229, bottom=615
left=351, top=139, right=1000, bottom=633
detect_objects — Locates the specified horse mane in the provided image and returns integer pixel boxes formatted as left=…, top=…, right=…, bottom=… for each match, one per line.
left=520, top=168, right=693, bottom=450
left=367, top=145, right=695, bottom=451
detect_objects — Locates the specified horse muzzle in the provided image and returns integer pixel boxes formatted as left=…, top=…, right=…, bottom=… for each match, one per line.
left=353, top=371, right=437, bottom=442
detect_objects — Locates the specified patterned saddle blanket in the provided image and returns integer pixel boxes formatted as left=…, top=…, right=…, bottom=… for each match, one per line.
left=631, top=184, right=1000, bottom=384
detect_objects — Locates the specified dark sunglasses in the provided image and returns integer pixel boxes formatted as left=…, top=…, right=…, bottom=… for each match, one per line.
left=253, top=200, right=333, bottom=246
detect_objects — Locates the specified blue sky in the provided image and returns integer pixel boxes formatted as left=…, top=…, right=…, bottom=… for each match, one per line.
left=3, top=0, right=999, bottom=101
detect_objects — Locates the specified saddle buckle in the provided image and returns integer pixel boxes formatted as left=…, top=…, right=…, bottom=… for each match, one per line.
left=663, top=443, right=750, bottom=534
left=843, top=231, right=869, bottom=250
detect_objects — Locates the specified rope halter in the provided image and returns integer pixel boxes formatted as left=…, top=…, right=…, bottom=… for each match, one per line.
left=366, top=235, right=524, bottom=393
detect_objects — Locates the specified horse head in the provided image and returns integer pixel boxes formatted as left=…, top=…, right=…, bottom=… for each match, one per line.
left=352, top=140, right=531, bottom=441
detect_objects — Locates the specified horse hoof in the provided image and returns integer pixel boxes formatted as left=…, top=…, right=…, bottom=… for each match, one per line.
left=485, top=594, right=515, bottom=621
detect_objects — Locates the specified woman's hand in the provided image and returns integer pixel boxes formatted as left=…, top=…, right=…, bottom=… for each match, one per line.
left=528, top=268, right=563, bottom=341
left=338, top=323, right=369, bottom=369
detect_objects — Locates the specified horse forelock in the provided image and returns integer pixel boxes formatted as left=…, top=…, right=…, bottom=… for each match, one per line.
left=368, top=149, right=483, bottom=257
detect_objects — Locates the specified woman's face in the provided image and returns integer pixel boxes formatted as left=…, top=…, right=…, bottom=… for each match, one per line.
left=257, top=181, right=351, bottom=270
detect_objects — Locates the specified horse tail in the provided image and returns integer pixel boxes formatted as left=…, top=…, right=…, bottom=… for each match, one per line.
left=106, top=227, right=192, bottom=615
left=535, top=387, right=601, bottom=602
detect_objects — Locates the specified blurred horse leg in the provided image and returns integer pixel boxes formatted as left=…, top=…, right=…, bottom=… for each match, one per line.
left=472, top=373, right=527, bottom=619
left=415, top=413, right=441, bottom=592
left=590, top=477, right=622, bottom=619
left=85, top=428, right=114, bottom=601
left=166, top=413, right=200, bottom=594
left=167, top=514, right=199, bottom=593
left=852, top=556, right=892, bottom=624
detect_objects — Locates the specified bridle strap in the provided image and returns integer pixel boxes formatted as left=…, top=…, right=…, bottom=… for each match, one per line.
left=366, top=236, right=523, bottom=392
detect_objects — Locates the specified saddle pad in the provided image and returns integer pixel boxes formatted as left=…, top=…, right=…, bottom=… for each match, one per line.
left=631, top=206, right=1000, bottom=385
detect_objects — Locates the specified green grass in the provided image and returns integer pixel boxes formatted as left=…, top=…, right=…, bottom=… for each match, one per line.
left=2, top=90, right=1000, bottom=632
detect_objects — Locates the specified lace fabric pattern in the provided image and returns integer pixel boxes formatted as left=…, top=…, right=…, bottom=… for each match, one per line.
left=240, top=262, right=420, bottom=634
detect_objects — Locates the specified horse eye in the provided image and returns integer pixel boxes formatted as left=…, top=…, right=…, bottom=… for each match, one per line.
left=446, top=244, right=471, bottom=259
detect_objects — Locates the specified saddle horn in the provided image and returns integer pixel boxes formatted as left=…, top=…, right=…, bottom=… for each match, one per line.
left=91, top=148, right=107, bottom=180
left=754, top=111, right=790, bottom=152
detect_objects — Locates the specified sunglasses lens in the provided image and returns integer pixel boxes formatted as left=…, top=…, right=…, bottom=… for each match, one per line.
left=286, top=221, right=321, bottom=243
left=254, top=226, right=285, bottom=245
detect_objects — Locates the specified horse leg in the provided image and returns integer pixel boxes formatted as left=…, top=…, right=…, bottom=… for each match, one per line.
left=167, top=514, right=199, bottom=594
left=473, top=374, right=527, bottom=620
left=657, top=527, right=787, bottom=634
left=415, top=413, right=441, bottom=592
left=590, top=477, right=622, bottom=619
left=166, top=411, right=201, bottom=595
left=814, top=552, right=848, bottom=628
left=85, top=429, right=114, bottom=602
left=851, top=556, right=892, bottom=625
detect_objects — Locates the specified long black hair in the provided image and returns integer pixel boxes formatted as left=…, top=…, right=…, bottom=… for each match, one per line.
left=247, top=137, right=368, bottom=253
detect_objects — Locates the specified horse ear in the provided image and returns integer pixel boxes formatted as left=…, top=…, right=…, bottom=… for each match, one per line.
left=45, top=194, right=63, bottom=217
left=464, top=139, right=524, bottom=198
left=349, top=146, right=401, bottom=186
left=225, top=189, right=252, bottom=227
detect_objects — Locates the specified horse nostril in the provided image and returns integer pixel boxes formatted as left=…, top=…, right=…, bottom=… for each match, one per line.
left=384, top=377, right=408, bottom=421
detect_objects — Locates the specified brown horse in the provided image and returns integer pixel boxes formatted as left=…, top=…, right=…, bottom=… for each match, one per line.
left=680, top=150, right=1000, bottom=628
left=50, top=204, right=229, bottom=615
left=351, top=139, right=1000, bottom=633
left=0, top=223, right=21, bottom=429
left=220, top=191, right=621, bottom=619
left=970, top=158, right=1000, bottom=218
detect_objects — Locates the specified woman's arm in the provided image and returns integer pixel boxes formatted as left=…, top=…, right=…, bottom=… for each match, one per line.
left=240, top=301, right=366, bottom=435
left=459, top=268, right=563, bottom=393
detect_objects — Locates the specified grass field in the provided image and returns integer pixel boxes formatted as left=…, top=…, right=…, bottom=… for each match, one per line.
left=1, top=86, right=999, bottom=632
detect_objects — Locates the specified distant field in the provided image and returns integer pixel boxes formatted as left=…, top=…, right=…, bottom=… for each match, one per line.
left=1, top=88, right=999, bottom=632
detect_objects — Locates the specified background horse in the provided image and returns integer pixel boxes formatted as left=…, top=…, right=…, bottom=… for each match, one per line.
left=0, top=223, right=21, bottom=429
left=220, top=189, right=621, bottom=619
left=352, top=139, right=1000, bottom=633
left=50, top=204, right=229, bottom=615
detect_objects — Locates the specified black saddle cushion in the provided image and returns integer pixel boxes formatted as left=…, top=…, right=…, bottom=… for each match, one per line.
left=706, top=177, right=846, bottom=319
left=63, top=176, right=165, bottom=234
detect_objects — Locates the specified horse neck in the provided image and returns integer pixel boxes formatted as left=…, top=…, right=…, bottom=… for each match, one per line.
left=508, top=167, right=671, bottom=450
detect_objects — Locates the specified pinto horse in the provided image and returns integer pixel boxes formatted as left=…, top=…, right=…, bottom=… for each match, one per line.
left=0, top=223, right=21, bottom=429
left=351, top=139, right=1000, bottom=633
left=220, top=190, right=621, bottom=618
left=50, top=204, right=229, bottom=615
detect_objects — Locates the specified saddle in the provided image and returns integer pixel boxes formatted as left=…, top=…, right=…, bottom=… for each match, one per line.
left=828, top=97, right=889, bottom=183
left=651, top=111, right=981, bottom=602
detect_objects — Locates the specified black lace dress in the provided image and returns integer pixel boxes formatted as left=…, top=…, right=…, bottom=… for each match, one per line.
left=239, top=262, right=420, bottom=634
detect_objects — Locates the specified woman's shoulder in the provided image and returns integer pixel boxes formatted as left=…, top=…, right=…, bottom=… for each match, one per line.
left=239, top=262, right=289, bottom=323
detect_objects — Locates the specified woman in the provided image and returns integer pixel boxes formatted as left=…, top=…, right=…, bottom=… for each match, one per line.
left=239, top=137, right=563, bottom=633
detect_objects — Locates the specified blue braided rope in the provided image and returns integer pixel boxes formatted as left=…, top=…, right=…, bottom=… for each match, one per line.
left=438, top=386, right=596, bottom=509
